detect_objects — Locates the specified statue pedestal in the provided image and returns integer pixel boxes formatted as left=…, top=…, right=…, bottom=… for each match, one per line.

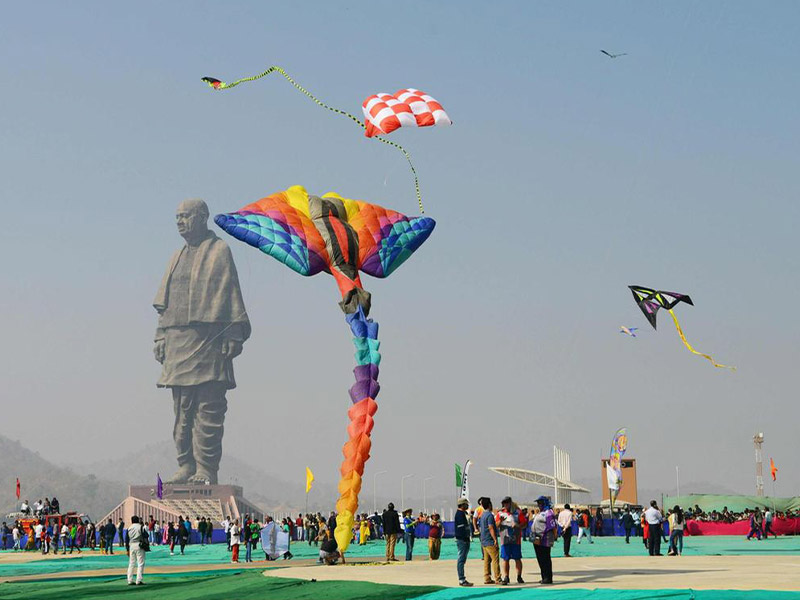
left=101, top=483, right=264, bottom=530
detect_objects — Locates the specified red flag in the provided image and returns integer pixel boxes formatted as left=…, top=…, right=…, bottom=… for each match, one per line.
left=770, top=458, right=778, bottom=481
left=15, top=477, right=20, bottom=500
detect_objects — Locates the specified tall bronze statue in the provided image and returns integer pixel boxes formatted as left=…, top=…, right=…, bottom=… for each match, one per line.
left=153, top=199, right=250, bottom=484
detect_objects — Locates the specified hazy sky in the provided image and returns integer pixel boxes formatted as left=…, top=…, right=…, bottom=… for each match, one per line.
left=2, top=1, right=798, bottom=506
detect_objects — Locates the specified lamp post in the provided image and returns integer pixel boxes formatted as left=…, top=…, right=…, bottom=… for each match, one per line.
left=401, top=474, right=415, bottom=511
left=423, top=477, right=436, bottom=514
left=373, top=470, right=388, bottom=513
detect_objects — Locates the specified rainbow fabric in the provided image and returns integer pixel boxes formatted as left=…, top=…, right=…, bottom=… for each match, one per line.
left=214, top=186, right=434, bottom=552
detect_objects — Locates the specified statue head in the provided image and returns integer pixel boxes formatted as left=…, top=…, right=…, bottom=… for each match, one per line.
left=176, top=199, right=210, bottom=244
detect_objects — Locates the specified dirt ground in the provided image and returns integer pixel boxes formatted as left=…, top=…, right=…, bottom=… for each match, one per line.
left=268, top=554, right=800, bottom=591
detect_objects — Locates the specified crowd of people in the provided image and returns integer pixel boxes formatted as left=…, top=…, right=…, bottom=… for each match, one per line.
left=3, top=495, right=795, bottom=588
left=18, top=497, right=61, bottom=517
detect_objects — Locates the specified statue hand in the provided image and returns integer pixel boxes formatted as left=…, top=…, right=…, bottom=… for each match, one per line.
left=154, top=340, right=166, bottom=364
left=222, top=339, right=243, bottom=359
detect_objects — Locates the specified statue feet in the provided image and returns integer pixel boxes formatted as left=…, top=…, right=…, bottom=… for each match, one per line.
left=188, top=467, right=216, bottom=485
left=166, top=465, right=195, bottom=484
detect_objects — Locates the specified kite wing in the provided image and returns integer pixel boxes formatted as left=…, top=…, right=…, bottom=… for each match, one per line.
left=214, top=186, right=330, bottom=277
left=214, top=185, right=436, bottom=281
left=331, top=194, right=436, bottom=278
left=629, top=285, right=693, bottom=329
left=362, top=89, right=451, bottom=138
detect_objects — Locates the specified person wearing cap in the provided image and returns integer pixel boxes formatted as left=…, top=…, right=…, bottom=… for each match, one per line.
left=531, top=496, right=557, bottom=584
left=496, top=496, right=527, bottom=585
left=557, top=503, right=575, bottom=557
left=402, top=509, right=416, bottom=560
left=454, top=498, right=474, bottom=586
left=479, top=498, right=501, bottom=584
left=382, top=503, right=401, bottom=561
left=427, top=513, right=443, bottom=560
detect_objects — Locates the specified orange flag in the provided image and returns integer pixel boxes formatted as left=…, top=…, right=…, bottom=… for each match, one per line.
left=770, top=458, right=778, bottom=481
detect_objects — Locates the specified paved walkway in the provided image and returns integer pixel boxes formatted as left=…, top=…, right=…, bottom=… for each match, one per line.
left=268, top=554, right=800, bottom=591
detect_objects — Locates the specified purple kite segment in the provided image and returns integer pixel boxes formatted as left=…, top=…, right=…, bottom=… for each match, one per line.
left=349, top=379, right=381, bottom=403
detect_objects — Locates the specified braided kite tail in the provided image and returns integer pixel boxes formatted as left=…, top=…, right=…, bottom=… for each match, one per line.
left=203, top=65, right=424, bottom=213
left=333, top=307, right=381, bottom=553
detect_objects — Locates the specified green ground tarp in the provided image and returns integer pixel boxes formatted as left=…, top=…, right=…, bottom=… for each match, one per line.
left=664, top=495, right=800, bottom=514
left=0, top=572, right=442, bottom=600
left=2, top=535, right=799, bottom=578
left=2, top=573, right=800, bottom=600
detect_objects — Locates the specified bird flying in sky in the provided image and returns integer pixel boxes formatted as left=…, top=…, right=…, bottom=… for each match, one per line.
left=601, top=50, right=628, bottom=59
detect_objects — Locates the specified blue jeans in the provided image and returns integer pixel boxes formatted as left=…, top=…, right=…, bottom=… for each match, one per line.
left=670, top=530, right=684, bottom=554
left=245, top=540, right=252, bottom=562
left=404, top=532, right=415, bottom=560
left=456, top=539, right=470, bottom=581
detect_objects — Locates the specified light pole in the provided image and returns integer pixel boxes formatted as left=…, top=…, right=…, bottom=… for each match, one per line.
left=401, top=474, right=415, bottom=511
left=373, top=470, right=388, bottom=513
left=423, top=477, right=436, bottom=514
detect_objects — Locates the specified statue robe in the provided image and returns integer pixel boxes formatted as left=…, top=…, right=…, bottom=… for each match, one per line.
left=154, top=231, right=250, bottom=389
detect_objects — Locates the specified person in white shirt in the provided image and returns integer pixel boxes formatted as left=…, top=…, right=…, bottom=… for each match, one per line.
left=644, top=500, right=664, bottom=556
left=126, top=516, right=147, bottom=585
left=667, top=506, right=685, bottom=555
left=34, top=522, right=44, bottom=551
left=20, top=500, right=30, bottom=515
left=557, top=505, right=574, bottom=557
left=60, top=524, right=69, bottom=555
left=763, top=509, right=777, bottom=539
left=222, top=516, right=231, bottom=551
left=229, top=520, right=241, bottom=563
left=12, top=525, right=21, bottom=551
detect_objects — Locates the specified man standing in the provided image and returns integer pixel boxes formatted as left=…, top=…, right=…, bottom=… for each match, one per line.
left=402, top=509, right=416, bottom=561
left=382, top=503, right=401, bottom=562
left=644, top=500, right=664, bottom=556
left=454, top=498, right=474, bottom=587
left=117, top=518, right=126, bottom=548
left=557, top=503, right=574, bottom=557
left=104, top=519, right=116, bottom=555
left=621, top=507, right=635, bottom=543
left=126, top=516, right=147, bottom=586
left=222, top=516, right=231, bottom=550
left=154, top=199, right=251, bottom=484
left=577, top=509, right=593, bottom=544
left=764, top=508, right=777, bottom=539
left=496, top=497, right=527, bottom=585
left=479, top=498, right=500, bottom=585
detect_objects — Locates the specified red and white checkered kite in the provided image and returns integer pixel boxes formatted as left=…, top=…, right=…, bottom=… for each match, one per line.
left=362, top=89, right=451, bottom=138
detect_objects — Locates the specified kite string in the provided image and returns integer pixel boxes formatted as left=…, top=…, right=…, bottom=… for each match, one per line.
left=217, top=66, right=424, bottom=213
left=667, top=309, right=736, bottom=370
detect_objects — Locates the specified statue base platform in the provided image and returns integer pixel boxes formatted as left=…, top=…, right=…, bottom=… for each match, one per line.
left=100, top=482, right=264, bottom=526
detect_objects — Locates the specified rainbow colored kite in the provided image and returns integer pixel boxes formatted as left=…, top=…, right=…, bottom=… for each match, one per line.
left=606, top=428, right=628, bottom=510
left=215, top=185, right=435, bottom=552
left=629, top=286, right=735, bottom=370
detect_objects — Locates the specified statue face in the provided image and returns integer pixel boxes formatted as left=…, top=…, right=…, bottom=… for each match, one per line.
left=176, top=201, right=207, bottom=238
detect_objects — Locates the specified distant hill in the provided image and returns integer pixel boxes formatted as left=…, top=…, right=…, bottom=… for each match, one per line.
left=0, top=435, right=126, bottom=520
left=73, top=440, right=339, bottom=514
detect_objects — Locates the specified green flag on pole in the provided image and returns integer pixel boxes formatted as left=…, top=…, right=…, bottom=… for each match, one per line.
left=455, top=463, right=462, bottom=488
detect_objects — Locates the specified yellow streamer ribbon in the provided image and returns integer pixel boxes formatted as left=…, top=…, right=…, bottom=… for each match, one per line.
left=668, top=309, right=736, bottom=370
left=203, top=66, right=425, bottom=213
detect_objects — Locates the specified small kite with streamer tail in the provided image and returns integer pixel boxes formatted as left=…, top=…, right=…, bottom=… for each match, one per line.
left=214, top=185, right=435, bottom=554
left=628, top=286, right=735, bottom=370
left=200, top=66, right=450, bottom=214
left=606, top=428, right=628, bottom=511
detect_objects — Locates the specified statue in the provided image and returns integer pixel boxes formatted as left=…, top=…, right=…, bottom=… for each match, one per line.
left=153, top=199, right=250, bottom=484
